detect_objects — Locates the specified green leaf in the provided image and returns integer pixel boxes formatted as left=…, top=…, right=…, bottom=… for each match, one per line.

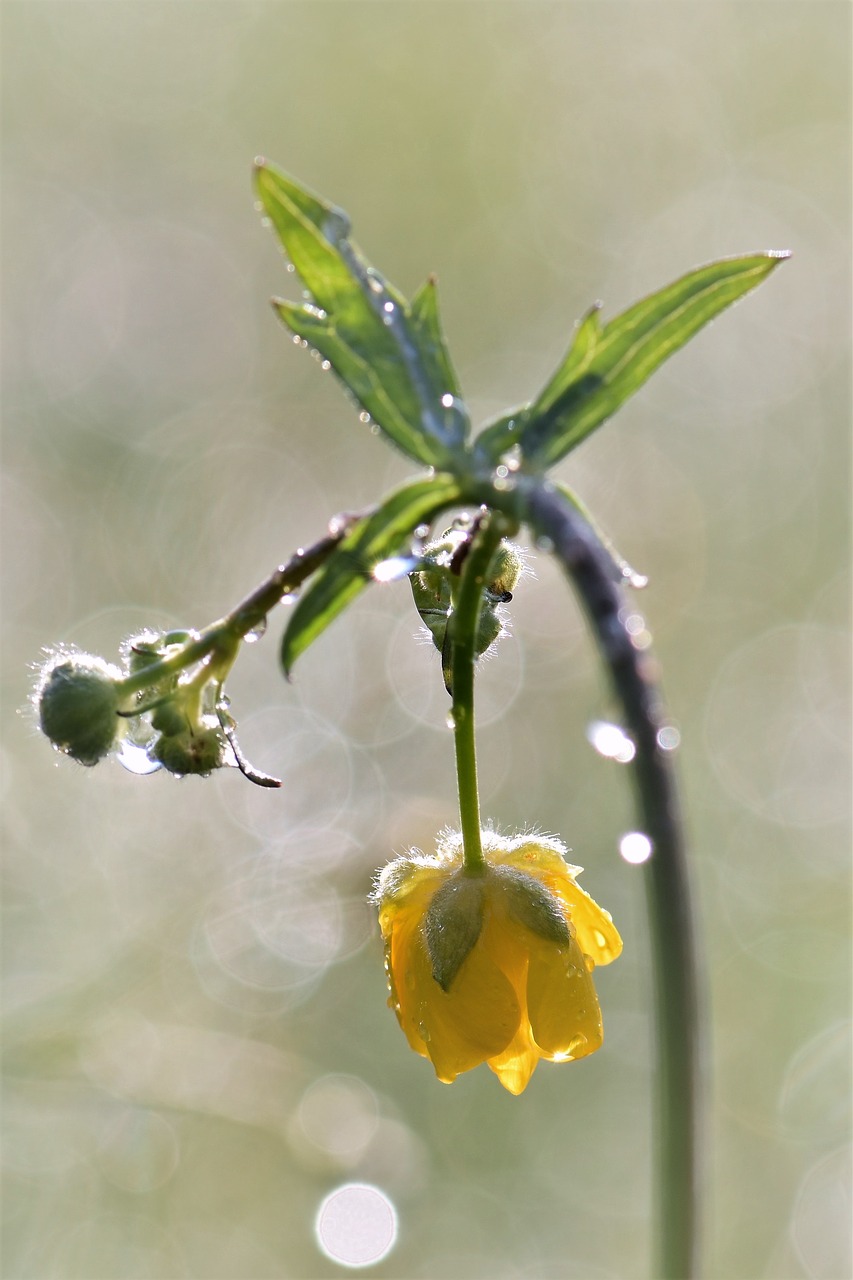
left=255, top=160, right=470, bottom=468
left=515, top=252, right=790, bottom=470
left=472, top=404, right=530, bottom=468
left=280, top=473, right=464, bottom=674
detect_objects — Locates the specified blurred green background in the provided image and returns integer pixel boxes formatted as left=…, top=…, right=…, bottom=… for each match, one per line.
left=2, top=4, right=850, bottom=1277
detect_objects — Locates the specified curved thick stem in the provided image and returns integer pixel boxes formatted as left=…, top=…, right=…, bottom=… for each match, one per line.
left=519, top=479, right=702, bottom=1280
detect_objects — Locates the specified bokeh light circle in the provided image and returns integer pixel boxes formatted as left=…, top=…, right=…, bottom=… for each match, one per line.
left=315, top=1182, right=397, bottom=1268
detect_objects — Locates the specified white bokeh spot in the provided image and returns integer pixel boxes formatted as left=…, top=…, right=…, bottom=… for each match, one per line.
left=315, top=1183, right=397, bottom=1268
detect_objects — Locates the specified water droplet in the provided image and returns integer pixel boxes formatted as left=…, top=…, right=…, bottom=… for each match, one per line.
left=414, top=523, right=431, bottom=540
left=586, top=720, right=636, bottom=764
left=320, top=360, right=331, bottom=372
left=445, top=711, right=456, bottom=730
left=359, top=411, right=371, bottom=424
left=253, top=200, right=264, bottom=213
left=292, top=333, right=302, bottom=345
left=116, top=740, right=162, bottom=776
left=502, top=444, right=522, bottom=472
left=657, top=725, right=681, bottom=752
left=535, top=536, right=554, bottom=554
left=369, top=423, right=380, bottom=436
left=495, top=464, right=509, bottom=479
left=244, top=617, right=267, bottom=643
left=367, top=272, right=384, bottom=294
left=624, top=567, right=649, bottom=590
left=554, top=1033, right=588, bottom=1062
left=435, top=393, right=468, bottom=442
left=373, top=557, right=421, bottom=584
left=417, top=1021, right=431, bottom=1043
left=286, top=262, right=296, bottom=274
left=619, top=832, right=653, bottom=865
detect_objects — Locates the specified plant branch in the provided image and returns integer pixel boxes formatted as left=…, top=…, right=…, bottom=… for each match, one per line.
left=517, top=478, right=702, bottom=1280
left=119, top=510, right=365, bottom=698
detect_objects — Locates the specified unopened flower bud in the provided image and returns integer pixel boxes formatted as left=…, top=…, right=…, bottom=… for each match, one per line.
left=150, top=720, right=226, bottom=777
left=36, top=653, right=126, bottom=766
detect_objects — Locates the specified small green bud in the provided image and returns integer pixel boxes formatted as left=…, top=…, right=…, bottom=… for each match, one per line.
left=150, top=719, right=226, bottom=777
left=410, top=528, right=526, bottom=675
left=149, top=699, right=189, bottom=737
left=36, top=653, right=126, bottom=766
left=484, top=541, right=525, bottom=603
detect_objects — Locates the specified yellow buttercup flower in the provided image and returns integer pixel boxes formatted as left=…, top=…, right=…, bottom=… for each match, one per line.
left=372, top=830, right=622, bottom=1094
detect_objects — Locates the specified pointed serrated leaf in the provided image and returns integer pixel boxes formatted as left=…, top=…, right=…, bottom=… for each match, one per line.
left=409, top=276, right=464, bottom=401
left=281, top=473, right=463, bottom=674
left=255, top=161, right=470, bottom=466
left=519, top=252, right=790, bottom=469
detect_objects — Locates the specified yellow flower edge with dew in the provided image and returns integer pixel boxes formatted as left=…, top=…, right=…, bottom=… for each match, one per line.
left=372, top=830, right=622, bottom=1095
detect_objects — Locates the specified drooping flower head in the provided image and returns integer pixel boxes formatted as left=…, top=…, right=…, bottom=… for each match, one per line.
left=372, top=830, right=622, bottom=1095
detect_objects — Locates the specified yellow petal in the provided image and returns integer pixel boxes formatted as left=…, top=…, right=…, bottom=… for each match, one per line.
left=548, top=879, right=622, bottom=968
left=413, top=913, right=521, bottom=1083
left=386, top=906, right=431, bottom=1060
left=376, top=862, right=447, bottom=938
left=486, top=1023, right=542, bottom=1095
left=498, top=841, right=621, bottom=968
left=526, top=932, right=603, bottom=1059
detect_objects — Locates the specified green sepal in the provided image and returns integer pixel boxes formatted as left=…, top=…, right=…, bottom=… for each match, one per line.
left=255, top=161, right=470, bottom=467
left=424, top=872, right=486, bottom=991
left=494, top=865, right=572, bottom=945
left=280, top=473, right=464, bottom=674
left=510, top=252, right=790, bottom=470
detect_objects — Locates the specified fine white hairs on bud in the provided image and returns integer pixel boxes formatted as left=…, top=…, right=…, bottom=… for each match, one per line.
left=35, top=651, right=126, bottom=766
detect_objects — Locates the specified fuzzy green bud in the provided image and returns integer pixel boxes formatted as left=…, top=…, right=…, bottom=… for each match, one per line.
left=410, top=528, right=526, bottom=676
left=150, top=719, right=226, bottom=777
left=36, top=653, right=126, bottom=766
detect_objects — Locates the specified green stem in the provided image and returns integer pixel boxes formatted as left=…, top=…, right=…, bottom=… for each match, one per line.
left=118, top=513, right=362, bottom=699
left=511, top=479, right=701, bottom=1280
left=446, top=513, right=510, bottom=875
